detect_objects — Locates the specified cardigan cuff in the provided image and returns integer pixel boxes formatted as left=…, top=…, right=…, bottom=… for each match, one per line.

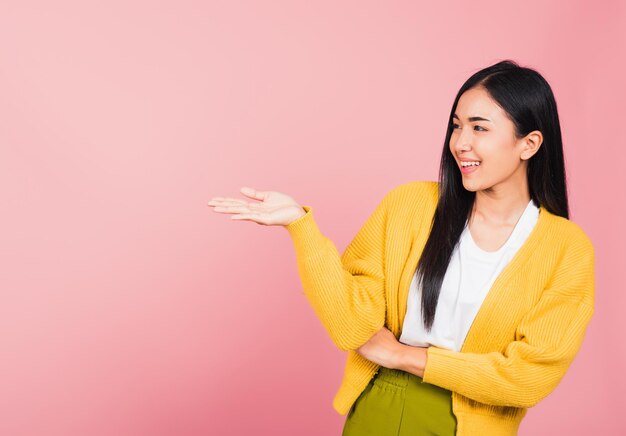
left=284, top=205, right=329, bottom=259
left=422, top=345, right=467, bottom=388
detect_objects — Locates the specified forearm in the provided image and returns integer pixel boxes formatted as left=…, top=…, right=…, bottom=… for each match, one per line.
left=395, top=344, right=428, bottom=378
left=422, top=302, right=594, bottom=408
left=285, top=205, right=387, bottom=351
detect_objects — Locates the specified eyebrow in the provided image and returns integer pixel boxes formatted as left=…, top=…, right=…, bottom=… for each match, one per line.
left=453, top=114, right=492, bottom=123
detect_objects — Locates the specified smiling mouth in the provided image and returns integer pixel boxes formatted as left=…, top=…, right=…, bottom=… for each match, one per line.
left=460, top=161, right=481, bottom=174
left=460, top=161, right=481, bottom=168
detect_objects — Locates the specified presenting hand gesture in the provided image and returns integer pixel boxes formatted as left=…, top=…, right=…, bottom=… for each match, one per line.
left=208, top=186, right=306, bottom=226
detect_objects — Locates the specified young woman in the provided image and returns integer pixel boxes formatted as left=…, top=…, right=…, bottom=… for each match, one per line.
left=208, top=60, right=595, bottom=435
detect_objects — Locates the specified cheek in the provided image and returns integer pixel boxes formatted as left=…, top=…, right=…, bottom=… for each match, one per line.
left=484, top=148, right=522, bottom=177
left=482, top=136, right=518, bottom=161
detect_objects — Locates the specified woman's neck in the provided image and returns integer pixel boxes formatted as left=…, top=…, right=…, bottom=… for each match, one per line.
left=471, top=188, right=531, bottom=227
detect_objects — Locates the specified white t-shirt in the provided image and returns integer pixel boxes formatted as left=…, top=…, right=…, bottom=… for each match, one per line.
left=398, top=199, right=540, bottom=352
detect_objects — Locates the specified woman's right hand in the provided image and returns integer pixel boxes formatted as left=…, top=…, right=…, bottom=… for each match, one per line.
left=207, top=186, right=306, bottom=227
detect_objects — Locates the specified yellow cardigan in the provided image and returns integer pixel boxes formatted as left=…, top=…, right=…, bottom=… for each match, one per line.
left=284, top=180, right=595, bottom=435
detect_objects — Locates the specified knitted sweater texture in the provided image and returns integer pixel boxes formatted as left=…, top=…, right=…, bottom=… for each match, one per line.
left=284, top=180, right=595, bottom=436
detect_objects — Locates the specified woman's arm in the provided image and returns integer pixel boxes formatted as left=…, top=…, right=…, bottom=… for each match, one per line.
left=396, top=345, right=428, bottom=378
left=416, top=238, right=595, bottom=408
left=284, top=188, right=395, bottom=352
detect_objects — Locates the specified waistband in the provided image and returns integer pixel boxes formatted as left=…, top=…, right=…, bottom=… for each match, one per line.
left=374, top=366, right=452, bottom=395
left=374, top=366, right=420, bottom=387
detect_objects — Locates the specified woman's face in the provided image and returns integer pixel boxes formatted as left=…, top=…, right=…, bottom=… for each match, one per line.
left=449, top=86, right=540, bottom=193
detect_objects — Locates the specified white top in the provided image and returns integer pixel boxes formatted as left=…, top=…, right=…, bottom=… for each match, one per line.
left=398, top=199, right=540, bottom=352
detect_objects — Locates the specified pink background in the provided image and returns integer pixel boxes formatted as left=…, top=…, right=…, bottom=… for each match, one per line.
left=1, top=1, right=623, bottom=435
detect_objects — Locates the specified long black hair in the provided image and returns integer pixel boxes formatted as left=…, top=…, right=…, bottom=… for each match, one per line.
left=416, top=59, right=569, bottom=332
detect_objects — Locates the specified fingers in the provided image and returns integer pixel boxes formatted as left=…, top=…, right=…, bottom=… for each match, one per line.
left=240, top=186, right=267, bottom=201
left=230, top=212, right=273, bottom=226
left=210, top=204, right=256, bottom=214
left=208, top=198, right=247, bottom=206
left=208, top=193, right=270, bottom=224
left=230, top=213, right=264, bottom=223
left=208, top=187, right=266, bottom=207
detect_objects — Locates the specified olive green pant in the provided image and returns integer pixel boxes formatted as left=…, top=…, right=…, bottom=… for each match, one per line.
left=342, top=366, right=457, bottom=435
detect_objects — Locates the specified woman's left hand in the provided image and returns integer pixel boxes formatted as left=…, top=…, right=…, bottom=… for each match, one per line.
left=356, top=326, right=406, bottom=369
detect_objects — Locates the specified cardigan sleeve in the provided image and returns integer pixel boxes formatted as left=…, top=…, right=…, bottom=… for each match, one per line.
left=422, top=236, right=595, bottom=408
left=283, top=190, right=393, bottom=352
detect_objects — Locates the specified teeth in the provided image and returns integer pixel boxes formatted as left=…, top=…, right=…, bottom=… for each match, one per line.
left=461, top=161, right=481, bottom=167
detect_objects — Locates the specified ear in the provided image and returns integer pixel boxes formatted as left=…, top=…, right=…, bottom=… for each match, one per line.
left=520, top=130, right=543, bottom=161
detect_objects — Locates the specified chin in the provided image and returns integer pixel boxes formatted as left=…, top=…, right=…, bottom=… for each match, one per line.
left=461, top=179, right=480, bottom=192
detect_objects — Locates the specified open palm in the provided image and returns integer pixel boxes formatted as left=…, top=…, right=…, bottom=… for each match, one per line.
left=208, top=186, right=306, bottom=226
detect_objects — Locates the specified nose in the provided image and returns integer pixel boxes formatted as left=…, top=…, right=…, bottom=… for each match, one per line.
left=452, top=127, right=472, bottom=154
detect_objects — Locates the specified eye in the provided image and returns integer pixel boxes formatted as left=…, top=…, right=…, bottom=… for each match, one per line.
left=451, top=123, right=460, bottom=129
left=474, top=125, right=487, bottom=132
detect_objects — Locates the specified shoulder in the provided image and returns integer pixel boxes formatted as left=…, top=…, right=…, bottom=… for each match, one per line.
left=382, top=180, right=439, bottom=206
left=374, top=180, right=439, bottom=225
left=541, top=213, right=595, bottom=286
left=538, top=212, right=595, bottom=305
left=546, top=212, right=595, bottom=256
